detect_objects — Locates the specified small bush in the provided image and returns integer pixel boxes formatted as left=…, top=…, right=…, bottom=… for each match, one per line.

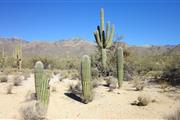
left=19, top=101, right=46, bottom=120
left=0, top=75, right=8, bottom=82
left=25, top=91, right=36, bottom=101
left=165, top=108, right=180, bottom=120
left=51, top=86, right=57, bottom=92
left=92, top=79, right=100, bottom=88
left=6, top=84, right=13, bottom=94
left=104, top=76, right=117, bottom=91
left=13, top=76, right=22, bottom=86
left=132, top=76, right=144, bottom=91
left=137, top=94, right=150, bottom=106
left=68, top=82, right=82, bottom=97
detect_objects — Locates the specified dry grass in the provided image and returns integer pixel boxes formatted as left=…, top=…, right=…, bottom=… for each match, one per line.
left=19, top=101, right=47, bottom=120
left=165, top=108, right=180, bottom=120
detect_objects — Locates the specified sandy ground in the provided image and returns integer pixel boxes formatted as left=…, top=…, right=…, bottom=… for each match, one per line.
left=0, top=73, right=180, bottom=119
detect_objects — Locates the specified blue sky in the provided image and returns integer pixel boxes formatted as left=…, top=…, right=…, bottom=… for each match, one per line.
left=0, top=0, right=179, bottom=45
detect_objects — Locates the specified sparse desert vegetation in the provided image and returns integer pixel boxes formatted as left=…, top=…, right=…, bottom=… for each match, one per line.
left=0, top=7, right=179, bottom=120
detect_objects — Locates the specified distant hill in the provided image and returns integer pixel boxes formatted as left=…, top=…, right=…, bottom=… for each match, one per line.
left=0, top=37, right=179, bottom=58
left=0, top=37, right=96, bottom=58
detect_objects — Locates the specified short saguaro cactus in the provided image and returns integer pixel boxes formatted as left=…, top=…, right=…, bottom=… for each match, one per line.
left=81, top=55, right=93, bottom=104
left=116, top=47, right=124, bottom=88
left=34, top=61, right=50, bottom=108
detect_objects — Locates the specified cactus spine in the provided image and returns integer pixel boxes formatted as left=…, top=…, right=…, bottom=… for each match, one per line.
left=117, top=47, right=124, bottom=88
left=94, top=8, right=115, bottom=68
left=34, top=61, right=50, bottom=107
left=81, top=55, right=92, bottom=104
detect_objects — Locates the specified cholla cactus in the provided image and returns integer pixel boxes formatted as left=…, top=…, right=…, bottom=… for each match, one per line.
left=94, top=8, right=115, bottom=68
left=81, top=55, right=93, bottom=104
left=117, top=47, right=124, bottom=88
left=34, top=61, right=50, bottom=107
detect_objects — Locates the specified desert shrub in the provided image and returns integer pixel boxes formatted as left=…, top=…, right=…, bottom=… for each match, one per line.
left=20, top=101, right=46, bottom=120
left=165, top=108, right=180, bottom=120
left=137, top=94, right=150, bottom=106
left=25, top=91, right=36, bottom=102
left=31, top=56, right=54, bottom=69
left=0, top=75, right=8, bottom=82
left=160, top=55, right=180, bottom=86
left=68, top=82, right=82, bottom=96
left=91, top=42, right=131, bottom=78
left=54, top=57, right=80, bottom=70
left=132, top=75, right=144, bottom=91
left=51, top=86, right=57, bottom=92
left=92, top=79, right=100, bottom=88
left=104, top=76, right=117, bottom=91
left=13, top=75, right=22, bottom=86
left=6, top=84, right=13, bottom=94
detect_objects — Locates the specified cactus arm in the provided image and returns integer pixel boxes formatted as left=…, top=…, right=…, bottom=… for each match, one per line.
left=106, top=24, right=115, bottom=48
left=100, top=8, right=104, bottom=33
left=94, top=31, right=103, bottom=48
left=105, top=21, right=110, bottom=47
left=102, top=30, right=106, bottom=48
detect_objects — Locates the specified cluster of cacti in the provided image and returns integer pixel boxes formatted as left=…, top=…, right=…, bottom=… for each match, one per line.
left=116, top=47, right=124, bottom=88
left=0, top=48, right=5, bottom=72
left=94, top=8, right=115, bottom=68
left=13, top=40, right=22, bottom=70
left=81, top=55, right=93, bottom=104
left=34, top=61, right=50, bottom=108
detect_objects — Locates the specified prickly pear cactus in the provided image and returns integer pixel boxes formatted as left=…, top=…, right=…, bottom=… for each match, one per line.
left=34, top=61, right=50, bottom=107
left=81, top=55, right=92, bottom=104
left=117, top=47, right=124, bottom=88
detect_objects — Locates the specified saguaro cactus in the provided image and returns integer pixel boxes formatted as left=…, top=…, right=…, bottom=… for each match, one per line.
left=117, top=47, right=124, bottom=88
left=81, top=55, right=92, bottom=104
left=94, top=8, right=115, bottom=68
left=34, top=61, right=50, bottom=107
left=14, top=40, right=22, bottom=70
left=1, top=48, right=5, bottom=72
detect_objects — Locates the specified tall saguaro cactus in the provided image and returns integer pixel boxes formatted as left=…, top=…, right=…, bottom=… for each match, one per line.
left=117, top=47, right=124, bottom=88
left=14, top=40, right=22, bottom=70
left=1, top=48, right=5, bottom=72
left=34, top=61, right=50, bottom=107
left=94, top=8, right=115, bottom=68
left=81, top=55, right=92, bottom=104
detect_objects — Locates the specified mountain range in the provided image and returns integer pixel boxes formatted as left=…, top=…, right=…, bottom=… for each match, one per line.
left=0, top=37, right=179, bottom=58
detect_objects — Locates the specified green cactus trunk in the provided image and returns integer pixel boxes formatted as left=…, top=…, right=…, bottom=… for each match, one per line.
left=34, top=61, right=50, bottom=107
left=94, top=8, right=115, bottom=70
left=81, top=55, right=92, bottom=104
left=1, top=48, right=5, bottom=72
left=101, top=49, right=107, bottom=69
left=117, top=47, right=124, bottom=88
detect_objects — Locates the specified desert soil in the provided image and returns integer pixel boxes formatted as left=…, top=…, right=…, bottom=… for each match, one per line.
left=0, top=74, right=180, bottom=119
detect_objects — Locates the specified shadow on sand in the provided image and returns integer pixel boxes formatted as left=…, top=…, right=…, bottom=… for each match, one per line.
left=64, top=93, right=83, bottom=103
